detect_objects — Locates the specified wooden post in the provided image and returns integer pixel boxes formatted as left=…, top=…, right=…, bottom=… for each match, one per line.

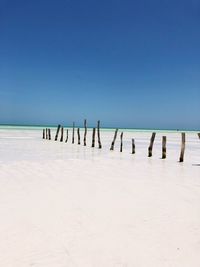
left=179, top=133, right=186, bottom=162
left=43, top=129, right=45, bottom=139
left=65, top=129, right=69, bottom=143
left=72, top=122, right=75, bottom=144
left=148, top=132, right=156, bottom=157
left=110, top=129, right=118, bottom=151
left=132, top=138, right=135, bottom=154
left=77, top=128, right=81, bottom=145
left=162, top=136, right=166, bottom=159
left=83, top=119, right=87, bottom=146
left=198, top=133, right=200, bottom=139
left=97, top=120, right=102, bottom=149
left=48, top=129, right=51, bottom=140
left=120, top=132, right=123, bottom=152
left=60, top=127, right=64, bottom=142
left=55, top=124, right=61, bottom=141
left=91, top=128, right=96, bottom=147
left=45, top=128, right=48, bottom=139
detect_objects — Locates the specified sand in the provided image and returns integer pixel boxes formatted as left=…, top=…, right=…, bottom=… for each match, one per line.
left=0, top=127, right=200, bottom=267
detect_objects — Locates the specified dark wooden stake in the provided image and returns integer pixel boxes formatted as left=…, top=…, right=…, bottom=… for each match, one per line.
left=132, top=138, right=135, bottom=154
left=55, top=124, right=61, bottom=141
left=48, top=129, right=51, bottom=140
left=43, top=129, right=45, bottom=139
left=198, top=133, right=200, bottom=139
left=179, top=133, right=186, bottom=162
left=60, top=127, right=64, bottom=142
left=148, top=132, right=156, bottom=157
left=65, top=129, right=69, bottom=143
left=91, top=128, right=96, bottom=147
left=97, top=120, right=102, bottom=149
left=120, top=132, right=123, bottom=152
left=72, top=122, right=75, bottom=144
left=46, top=128, right=48, bottom=139
left=77, top=128, right=81, bottom=145
left=110, top=129, right=118, bottom=150
left=83, top=119, right=87, bottom=146
left=162, top=136, right=166, bottom=159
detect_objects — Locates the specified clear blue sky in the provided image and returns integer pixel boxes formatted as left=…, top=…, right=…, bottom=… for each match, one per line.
left=0, top=0, right=199, bottom=129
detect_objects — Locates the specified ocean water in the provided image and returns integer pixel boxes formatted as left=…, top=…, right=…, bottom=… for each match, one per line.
left=0, top=124, right=199, bottom=133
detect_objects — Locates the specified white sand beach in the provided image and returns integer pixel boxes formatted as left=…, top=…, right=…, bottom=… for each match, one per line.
left=0, top=126, right=200, bottom=267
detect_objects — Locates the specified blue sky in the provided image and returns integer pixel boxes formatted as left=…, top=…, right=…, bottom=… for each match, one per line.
left=0, top=0, right=200, bottom=129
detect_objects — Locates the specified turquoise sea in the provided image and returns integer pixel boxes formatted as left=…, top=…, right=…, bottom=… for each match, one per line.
left=0, top=124, right=199, bottom=133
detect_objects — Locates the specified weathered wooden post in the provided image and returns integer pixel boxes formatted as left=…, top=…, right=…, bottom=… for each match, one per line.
left=45, top=128, right=48, bottom=139
left=179, top=133, right=186, bottom=162
left=198, top=133, right=200, bottom=139
left=43, top=129, right=45, bottom=139
left=65, top=129, right=69, bottom=143
left=83, top=119, right=87, bottom=146
left=72, top=122, right=75, bottom=144
left=60, top=127, right=64, bottom=142
left=55, top=124, right=61, bottom=141
left=132, top=138, right=135, bottom=154
left=91, top=128, right=96, bottom=147
left=148, top=132, right=156, bottom=157
left=162, top=136, right=166, bottom=159
left=77, top=128, right=81, bottom=145
left=110, top=129, right=118, bottom=151
left=97, top=120, right=102, bottom=149
left=48, top=129, right=51, bottom=140
left=120, top=132, right=123, bottom=152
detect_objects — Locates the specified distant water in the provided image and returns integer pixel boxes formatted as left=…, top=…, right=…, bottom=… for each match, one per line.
left=0, top=124, right=198, bottom=133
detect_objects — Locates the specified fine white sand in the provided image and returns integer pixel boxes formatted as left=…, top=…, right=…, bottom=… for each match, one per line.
left=0, top=127, right=200, bottom=267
